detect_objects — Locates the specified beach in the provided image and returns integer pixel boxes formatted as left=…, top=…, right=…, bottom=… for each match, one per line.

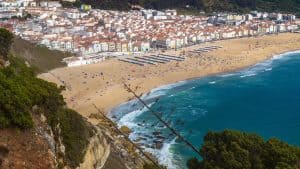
left=39, top=33, right=300, bottom=123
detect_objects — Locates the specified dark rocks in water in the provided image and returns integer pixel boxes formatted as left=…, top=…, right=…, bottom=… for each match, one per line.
left=134, top=137, right=147, bottom=142
left=155, top=142, right=163, bottom=149
left=152, top=131, right=161, bottom=136
left=111, top=115, right=117, bottom=119
left=120, top=126, right=132, bottom=136
left=144, top=134, right=153, bottom=139
left=142, top=120, right=146, bottom=123
left=153, top=140, right=163, bottom=149
left=137, top=123, right=143, bottom=126
left=155, top=135, right=165, bottom=140
left=168, top=133, right=174, bottom=137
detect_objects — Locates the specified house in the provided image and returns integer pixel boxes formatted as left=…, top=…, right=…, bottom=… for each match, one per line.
left=92, top=41, right=101, bottom=52
left=50, top=40, right=60, bottom=49
left=141, top=42, right=150, bottom=52
left=277, top=24, right=286, bottom=32
left=165, top=10, right=177, bottom=16
left=108, top=42, right=116, bottom=51
left=132, top=42, right=140, bottom=52
left=40, top=1, right=61, bottom=8
left=100, top=42, right=109, bottom=52
left=121, top=43, right=128, bottom=52
left=116, top=42, right=122, bottom=52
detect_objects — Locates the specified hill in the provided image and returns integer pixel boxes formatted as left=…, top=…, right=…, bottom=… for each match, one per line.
left=72, top=0, right=300, bottom=15
left=0, top=28, right=161, bottom=169
left=10, top=37, right=71, bottom=73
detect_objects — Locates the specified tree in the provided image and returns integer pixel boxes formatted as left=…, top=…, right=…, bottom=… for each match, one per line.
left=0, top=28, right=13, bottom=61
left=187, top=130, right=300, bottom=169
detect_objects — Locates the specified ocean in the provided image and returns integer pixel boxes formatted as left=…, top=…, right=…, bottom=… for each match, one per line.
left=110, top=51, right=300, bottom=169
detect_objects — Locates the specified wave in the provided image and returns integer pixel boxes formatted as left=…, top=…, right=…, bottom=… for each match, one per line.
left=240, top=73, right=257, bottom=78
left=220, top=50, right=300, bottom=79
left=117, top=104, right=152, bottom=128
left=141, top=80, right=187, bottom=101
left=144, top=138, right=179, bottom=169
left=218, top=73, right=236, bottom=77
left=110, top=50, right=300, bottom=169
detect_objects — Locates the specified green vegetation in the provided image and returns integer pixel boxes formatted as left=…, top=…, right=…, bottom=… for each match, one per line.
left=56, top=109, right=94, bottom=168
left=10, top=37, right=71, bottom=73
left=0, top=28, right=13, bottom=62
left=71, top=0, right=300, bottom=16
left=187, top=130, right=300, bottom=169
left=0, top=28, right=93, bottom=168
left=0, top=56, right=93, bottom=167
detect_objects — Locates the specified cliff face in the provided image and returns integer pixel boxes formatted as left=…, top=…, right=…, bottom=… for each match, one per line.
left=0, top=113, right=114, bottom=169
left=0, top=31, right=141, bottom=169
left=78, top=126, right=110, bottom=169
left=0, top=113, right=56, bottom=169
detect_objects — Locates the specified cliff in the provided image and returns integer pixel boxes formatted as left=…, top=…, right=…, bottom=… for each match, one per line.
left=0, top=28, right=156, bottom=169
left=78, top=126, right=110, bottom=169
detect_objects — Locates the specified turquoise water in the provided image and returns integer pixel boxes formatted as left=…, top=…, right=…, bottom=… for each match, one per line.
left=110, top=51, right=300, bottom=169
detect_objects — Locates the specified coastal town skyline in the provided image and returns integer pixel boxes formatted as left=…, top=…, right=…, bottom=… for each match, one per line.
left=1, top=0, right=300, bottom=67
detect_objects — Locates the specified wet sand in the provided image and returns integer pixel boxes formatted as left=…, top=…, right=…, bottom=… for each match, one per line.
left=39, top=33, right=300, bottom=123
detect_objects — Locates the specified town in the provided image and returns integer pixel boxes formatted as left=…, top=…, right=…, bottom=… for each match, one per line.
left=1, top=0, right=299, bottom=66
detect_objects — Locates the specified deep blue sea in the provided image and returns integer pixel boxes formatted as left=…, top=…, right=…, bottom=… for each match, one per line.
left=110, top=51, right=300, bottom=169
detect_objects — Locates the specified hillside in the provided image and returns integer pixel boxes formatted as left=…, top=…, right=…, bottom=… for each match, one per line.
left=10, top=37, right=71, bottom=73
left=0, top=28, right=161, bottom=169
left=73, top=0, right=300, bottom=15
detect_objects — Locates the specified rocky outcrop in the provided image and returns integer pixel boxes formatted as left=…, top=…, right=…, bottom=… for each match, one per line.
left=78, top=126, right=110, bottom=169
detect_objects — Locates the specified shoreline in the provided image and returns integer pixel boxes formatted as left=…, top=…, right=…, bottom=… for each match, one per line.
left=110, top=49, right=300, bottom=169
left=110, top=48, right=300, bottom=116
left=39, top=33, right=300, bottom=124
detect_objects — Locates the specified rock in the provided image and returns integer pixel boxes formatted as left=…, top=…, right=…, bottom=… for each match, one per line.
left=144, top=134, right=153, bottom=139
left=155, top=142, right=163, bottom=149
left=155, top=135, right=165, bottom=140
left=152, top=131, right=161, bottom=136
left=134, top=137, right=147, bottom=142
left=88, top=113, right=102, bottom=120
left=120, top=126, right=131, bottom=136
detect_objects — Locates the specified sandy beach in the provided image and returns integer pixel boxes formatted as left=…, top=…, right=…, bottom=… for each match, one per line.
left=39, top=33, right=300, bottom=123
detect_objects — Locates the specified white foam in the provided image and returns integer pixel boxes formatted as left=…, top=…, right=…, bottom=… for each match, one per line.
left=265, top=68, right=272, bottom=71
left=142, top=81, right=187, bottom=100
left=145, top=138, right=179, bottom=169
left=240, top=73, right=257, bottom=78
left=219, top=73, right=236, bottom=77
left=118, top=103, right=154, bottom=128
left=218, top=50, right=300, bottom=80
left=111, top=50, right=300, bottom=169
left=273, top=50, right=300, bottom=59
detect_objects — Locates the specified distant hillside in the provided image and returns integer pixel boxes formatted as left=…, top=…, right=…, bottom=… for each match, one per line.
left=73, top=0, right=300, bottom=15
left=10, top=37, right=71, bottom=73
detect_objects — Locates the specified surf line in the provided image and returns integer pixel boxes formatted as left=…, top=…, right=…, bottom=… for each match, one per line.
left=123, top=83, right=202, bottom=157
